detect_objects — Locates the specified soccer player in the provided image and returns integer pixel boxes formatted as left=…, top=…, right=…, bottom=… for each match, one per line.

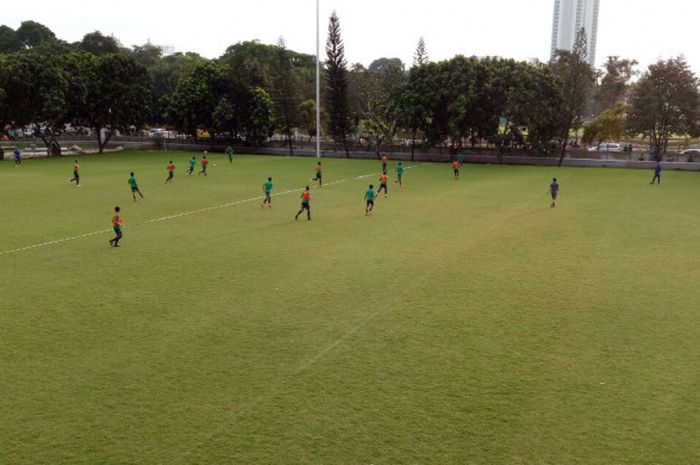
left=381, top=154, right=389, bottom=174
left=262, top=177, right=273, bottom=208
left=395, top=162, right=405, bottom=186
left=651, top=162, right=662, bottom=185
left=109, top=206, right=123, bottom=247
left=377, top=173, right=389, bottom=198
left=13, top=148, right=21, bottom=167
left=199, top=156, right=209, bottom=176
left=165, top=161, right=175, bottom=183
left=188, top=157, right=196, bottom=176
left=365, top=184, right=376, bottom=216
left=69, top=160, right=81, bottom=186
left=312, top=162, right=322, bottom=187
left=548, top=178, right=559, bottom=208
left=226, top=145, right=234, bottom=163
left=458, top=153, right=465, bottom=166
left=295, top=186, right=312, bottom=221
left=452, top=160, right=460, bottom=180
left=128, top=172, right=144, bottom=201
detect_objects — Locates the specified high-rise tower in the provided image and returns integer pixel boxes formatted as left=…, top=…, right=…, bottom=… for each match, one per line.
left=551, top=0, right=600, bottom=65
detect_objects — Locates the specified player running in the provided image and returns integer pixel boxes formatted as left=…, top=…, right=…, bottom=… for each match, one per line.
left=312, top=162, right=322, bottom=187
left=381, top=154, right=389, bottom=174
left=262, top=177, right=273, bottom=208
left=199, top=156, right=209, bottom=176
left=377, top=173, right=389, bottom=198
left=395, top=162, right=405, bottom=186
left=69, top=160, right=81, bottom=186
left=128, top=172, right=144, bottom=201
left=452, top=160, right=460, bottom=180
left=226, top=145, right=234, bottom=163
left=108, top=206, right=123, bottom=247
left=13, top=148, right=21, bottom=167
left=165, top=161, right=175, bottom=183
left=295, top=186, right=312, bottom=221
left=365, top=184, right=376, bottom=216
left=187, top=157, right=196, bottom=176
left=651, top=162, right=662, bottom=185
left=548, top=178, right=560, bottom=208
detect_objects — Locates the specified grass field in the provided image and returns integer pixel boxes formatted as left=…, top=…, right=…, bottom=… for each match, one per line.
left=1, top=151, right=699, bottom=465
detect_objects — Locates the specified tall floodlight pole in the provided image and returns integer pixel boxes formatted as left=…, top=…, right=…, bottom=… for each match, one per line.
left=316, top=0, right=321, bottom=158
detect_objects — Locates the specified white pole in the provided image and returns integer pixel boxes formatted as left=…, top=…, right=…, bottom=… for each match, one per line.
left=316, top=0, right=321, bottom=158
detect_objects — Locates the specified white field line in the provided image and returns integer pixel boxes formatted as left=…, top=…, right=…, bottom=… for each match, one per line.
left=0, top=165, right=421, bottom=257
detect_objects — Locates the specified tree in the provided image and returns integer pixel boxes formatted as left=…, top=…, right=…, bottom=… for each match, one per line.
left=80, top=31, right=122, bottom=56
left=551, top=28, right=597, bottom=165
left=166, top=61, right=225, bottom=139
left=582, top=102, right=627, bottom=146
left=369, top=57, right=405, bottom=73
left=413, top=37, right=429, bottom=67
left=299, top=99, right=320, bottom=147
left=0, top=26, right=21, bottom=53
left=15, top=21, right=56, bottom=49
left=596, top=56, right=637, bottom=111
left=79, top=54, right=151, bottom=153
left=325, top=11, right=352, bottom=156
left=0, top=52, right=68, bottom=155
left=245, top=87, right=273, bottom=146
left=627, top=57, right=700, bottom=158
left=272, top=38, right=301, bottom=155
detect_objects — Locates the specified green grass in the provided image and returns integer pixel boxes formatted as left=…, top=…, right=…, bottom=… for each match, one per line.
left=2, top=151, right=699, bottom=465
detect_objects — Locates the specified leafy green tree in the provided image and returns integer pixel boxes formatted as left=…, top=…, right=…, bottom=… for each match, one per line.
left=596, top=56, right=637, bottom=111
left=78, top=54, right=151, bottom=152
left=245, top=87, right=273, bottom=146
left=212, top=97, right=237, bottom=138
left=0, top=52, right=67, bottom=155
left=299, top=99, right=320, bottom=147
left=551, top=28, right=597, bottom=164
left=15, top=21, right=56, bottom=49
left=166, top=61, right=225, bottom=138
left=80, top=31, right=122, bottom=56
left=325, top=11, right=352, bottom=156
left=0, top=26, right=21, bottom=53
left=582, top=102, right=627, bottom=146
left=627, top=57, right=700, bottom=158
left=272, top=39, right=301, bottom=154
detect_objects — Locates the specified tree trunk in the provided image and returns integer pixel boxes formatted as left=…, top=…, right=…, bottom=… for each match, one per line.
left=411, top=129, right=416, bottom=162
left=287, top=134, right=294, bottom=156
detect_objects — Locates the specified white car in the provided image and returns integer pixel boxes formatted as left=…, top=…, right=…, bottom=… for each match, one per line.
left=589, top=143, right=622, bottom=152
left=680, top=149, right=700, bottom=157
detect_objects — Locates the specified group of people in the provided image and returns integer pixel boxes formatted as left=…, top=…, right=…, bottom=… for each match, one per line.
left=99, top=152, right=663, bottom=247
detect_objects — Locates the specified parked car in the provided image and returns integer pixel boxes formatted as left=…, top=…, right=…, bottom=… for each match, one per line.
left=680, top=149, right=700, bottom=161
left=589, top=142, right=622, bottom=152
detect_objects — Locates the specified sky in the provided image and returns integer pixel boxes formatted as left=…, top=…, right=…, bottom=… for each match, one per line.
left=3, top=0, right=699, bottom=72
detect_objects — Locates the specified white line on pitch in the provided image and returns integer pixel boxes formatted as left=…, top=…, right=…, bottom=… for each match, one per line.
left=1, top=166, right=419, bottom=257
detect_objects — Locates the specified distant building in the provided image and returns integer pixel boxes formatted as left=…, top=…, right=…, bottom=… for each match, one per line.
left=551, top=0, right=600, bottom=66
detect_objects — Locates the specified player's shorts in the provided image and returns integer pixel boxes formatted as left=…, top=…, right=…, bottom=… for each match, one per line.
left=131, top=187, right=138, bottom=192
left=367, top=200, right=374, bottom=206
left=73, top=171, right=80, bottom=178
left=315, top=173, right=322, bottom=180
left=301, top=201, right=310, bottom=209
left=113, top=226, right=122, bottom=237
left=380, top=183, right=387, bottom=189
left=551, top=192, right=558, bottom=200
left=265, top=192, right=272, bottom=200
left=454, top=169, right=459, bottom=175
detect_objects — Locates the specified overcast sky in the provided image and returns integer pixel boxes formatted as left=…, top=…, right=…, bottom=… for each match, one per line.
left=3, top=0, right=699, bottom=72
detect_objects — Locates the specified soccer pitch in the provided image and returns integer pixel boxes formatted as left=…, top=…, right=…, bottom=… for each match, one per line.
left=1, top=151, right=699, bottom=464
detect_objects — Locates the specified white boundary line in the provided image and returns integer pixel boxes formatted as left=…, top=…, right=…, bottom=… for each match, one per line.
left=0, top=165, right=420, bottom=257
